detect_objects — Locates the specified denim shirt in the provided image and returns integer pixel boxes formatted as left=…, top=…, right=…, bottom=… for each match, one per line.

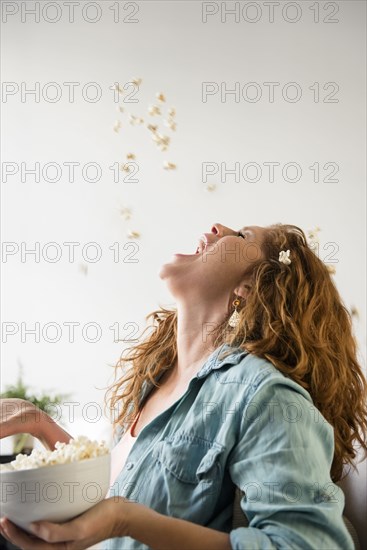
left=106, top=343, right=354, bottom=549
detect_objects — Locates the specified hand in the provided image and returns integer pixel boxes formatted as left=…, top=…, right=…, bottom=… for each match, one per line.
left=0, top=399, right=43, bottom=439
left=0, top=497, right=130, bottom=550
left=0, top=398, right=73, bottom=450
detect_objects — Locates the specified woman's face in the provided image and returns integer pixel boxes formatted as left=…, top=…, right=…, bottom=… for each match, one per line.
left=159, top=223, right=267, bottom=301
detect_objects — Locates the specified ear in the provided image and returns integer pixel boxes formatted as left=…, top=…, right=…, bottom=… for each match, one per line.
left=234, top=276, right=252, bottom=300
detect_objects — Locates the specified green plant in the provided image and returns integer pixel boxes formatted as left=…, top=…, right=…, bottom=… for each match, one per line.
left=0, top=364, right=70, bottom=453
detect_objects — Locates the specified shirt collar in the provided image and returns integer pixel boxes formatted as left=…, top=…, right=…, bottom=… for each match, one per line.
left=196, top=343, right=249, bottom=379
left=139, top=343, right=249, bottom=405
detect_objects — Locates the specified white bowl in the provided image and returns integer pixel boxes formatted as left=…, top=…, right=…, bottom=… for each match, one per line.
left=0, top=453, right=110, bottom=533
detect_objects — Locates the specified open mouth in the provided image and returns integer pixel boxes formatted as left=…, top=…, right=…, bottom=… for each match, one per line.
left=176, top=238, right=208, bottom=256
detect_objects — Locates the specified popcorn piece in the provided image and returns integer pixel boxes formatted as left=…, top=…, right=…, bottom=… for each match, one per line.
left=131, top=77, right=142, bottom=87
left=152, top=133, right=170, bottom=150
left=167, top=107, right=176, bottom=117
left=326, top=264, right=336, bottom=275
left=147, top=124, right=158, bottom=133
left=148, top=105, right=161, bottom=116
left=120, top=163, right=133, bottom=173
left=113, top=120, right=122, bottom=133
left=127, top=230, right=141, bottom=239
left=307, top=226, right=321, bottom=245
left=156, top=93, right=166, bottom=102
left=126, top=153, right=136, bottom=160
left=114, top=84, right=124, bottom=95
left=120, top=207, right=132, bottom=220
left=116, top=105, right=124, bottom=113
left=205, top=184, right=217, bottom=192
left=164, top=119, right=177, bottom=131
left=79, top=264, right=88, bottom=276
left=129, top=114, right=144, bottom=126
left=307, top=227, right=321, bottom=253
left=350, top=306, right=360, bottom=320
left=1, top=436, right=109, bottom=471
left=279, top=250, right=291, bottom=265
left=163, top=161, right=177, bottom=170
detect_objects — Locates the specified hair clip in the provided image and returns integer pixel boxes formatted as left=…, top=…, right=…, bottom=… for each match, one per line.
left=279, top=250, right=291, bottom=265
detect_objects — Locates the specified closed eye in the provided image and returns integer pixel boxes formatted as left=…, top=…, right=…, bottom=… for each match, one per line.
left=237, top=231, right=246, bottom=239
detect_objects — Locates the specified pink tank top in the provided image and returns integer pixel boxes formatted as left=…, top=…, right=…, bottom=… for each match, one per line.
left=108, top=409, right=142, bottom=492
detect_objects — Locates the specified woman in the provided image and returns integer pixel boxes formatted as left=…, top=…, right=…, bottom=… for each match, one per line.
left=1, top=222, right=366, bottom=550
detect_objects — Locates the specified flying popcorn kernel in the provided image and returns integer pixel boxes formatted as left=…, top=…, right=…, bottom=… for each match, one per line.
left=164, top=119, right=177, bottom=131
left=148, top=105, right=161, bottom=116
left=205, top=184, right=217, bottom=192
left=129, top=114, right=144, bottom=125
left=120, top=163, right=133, bottom=172
left=167, top=107, right=176, bottom=117
left=119, top=207, right=132, bottom=220
left=131, top=77, right=142, bottom=87
left=126, top=153, right=136, bottom=160
left=79, top=264, right=88, bottom=276
left=350, top=306, right=360, bottom=320
left=152, top=133, right=170, bottom=148
left=147, top=124, right=158, bottom=133
left=116, top=105, right=124, bottom=113
left=163, top=161, right=176, bottom=170
left=326, top=264, right=336, bottom=275
left=114, top=84, right=124, bottom=94
left=127, top=230, right=141, bottom=239
left=156, top=93, right=166, bottom=102
left=307, top=226, right=321, bottom=251
left=113, top=120, right=122, bottom=133
left=307, top=226, right=321, bottom=241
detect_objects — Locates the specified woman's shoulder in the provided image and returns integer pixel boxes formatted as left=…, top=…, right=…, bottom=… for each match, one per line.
left=215, top=345, right=314, bottom=405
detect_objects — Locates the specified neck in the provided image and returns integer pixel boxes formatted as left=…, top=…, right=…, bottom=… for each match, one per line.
left=173, top=298, right=229, bottom=378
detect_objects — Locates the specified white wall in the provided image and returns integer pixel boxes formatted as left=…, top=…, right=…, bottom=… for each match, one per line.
left=1, top=1, right=366, bottom=547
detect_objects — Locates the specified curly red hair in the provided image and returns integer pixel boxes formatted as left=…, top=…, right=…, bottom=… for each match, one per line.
left=106, top=223, right=367, bottom=483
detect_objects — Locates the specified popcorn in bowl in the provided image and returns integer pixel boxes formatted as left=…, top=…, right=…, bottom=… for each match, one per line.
left=0, top=436, right=111, bottom=532
left=0, top=435, right=109, bottom=471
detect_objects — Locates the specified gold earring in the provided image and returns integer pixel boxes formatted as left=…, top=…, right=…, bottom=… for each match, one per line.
left=228, top=296, right=241, bottom=328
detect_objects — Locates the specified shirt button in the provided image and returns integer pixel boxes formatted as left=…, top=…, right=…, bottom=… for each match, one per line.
left=126, top=462, right=134, bottom=470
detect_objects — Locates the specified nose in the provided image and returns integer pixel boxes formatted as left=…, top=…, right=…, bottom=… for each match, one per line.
left=211, top=223, right=236, bottom=237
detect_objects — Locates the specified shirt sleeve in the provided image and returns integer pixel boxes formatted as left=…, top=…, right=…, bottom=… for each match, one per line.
left=227, top=374, right=355, bottom=550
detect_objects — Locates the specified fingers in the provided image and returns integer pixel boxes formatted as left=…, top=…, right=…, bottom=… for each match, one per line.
left=0, top=518, right=53, bottom=550
left=29, top=520, right=78, bottom=543
left=0, top=521, right=10, bottom=542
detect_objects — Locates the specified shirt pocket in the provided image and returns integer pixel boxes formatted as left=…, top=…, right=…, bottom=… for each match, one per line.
left=153, top=434, right=224, bottom=483
left=151, top=434, right=225, bottom=520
